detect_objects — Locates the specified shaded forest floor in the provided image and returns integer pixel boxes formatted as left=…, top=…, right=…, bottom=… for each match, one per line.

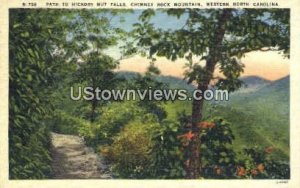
left=50, top=132, right=112, bottom=179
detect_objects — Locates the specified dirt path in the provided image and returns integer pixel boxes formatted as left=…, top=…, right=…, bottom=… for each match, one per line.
left=50, top=132, right=112, bottom=179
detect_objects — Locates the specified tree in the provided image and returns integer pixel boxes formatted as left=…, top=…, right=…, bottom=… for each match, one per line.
left=132, top=9, right=289, bottom=178
left=68, top=10, right=127, bottom=122
left=74, top=52, right=118, bottom=122
left=129, top=63, right=168, bottom=121
left=9, top=9, right=126, bottom=178
left=9, top=9, right=72, bottom=178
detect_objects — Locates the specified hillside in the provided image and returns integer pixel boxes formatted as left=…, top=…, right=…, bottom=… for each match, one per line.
left=164, top=76, right=290, bottom=161
left=229, top=76, right=289, bottom=115
left=234, top=76, right=271, bottom=94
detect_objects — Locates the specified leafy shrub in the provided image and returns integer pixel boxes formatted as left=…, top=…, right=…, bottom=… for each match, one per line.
left=102, top=115, right=160, bottom=178
left=235, top=146, right=290, bottom=179
left=80, top=101, right=147, bottom=147
left=199, top=118, right=237, bottom=178
left=9, top=125, right=52, bottom=179
left=149, top=120, right=186, bottom=178
left=149, top=117, right=237, bottom=179
left=9, top=9, right=65, bottom=179
left=49, top=110, right=90, bottom=135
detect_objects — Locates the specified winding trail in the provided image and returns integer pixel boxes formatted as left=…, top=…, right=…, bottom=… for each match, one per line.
left=50, top=132, right=112, bottom=179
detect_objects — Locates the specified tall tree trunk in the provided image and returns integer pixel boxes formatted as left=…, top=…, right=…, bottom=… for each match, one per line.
left=186, top=9, right=232, bottom=179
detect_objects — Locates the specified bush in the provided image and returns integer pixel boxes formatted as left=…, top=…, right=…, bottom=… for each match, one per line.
left=199, top=118, right=236, bottom=178
left=235, top=146, right=290, bottom=179
left=9, top=9, right=61, bottom=178
left=149, top=120, right=186, bottom=178
left=101, top=115, right=160, bottom=178
left=80, top=101, right=147, bottom=147
left=49, top=110, right=90, bottom=135
left=9, top=124, right=52, bottom=179
left=149, top=117, right=237, bottom=179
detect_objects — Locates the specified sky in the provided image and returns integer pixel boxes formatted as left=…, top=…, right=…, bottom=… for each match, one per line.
left=107, top=10, right=289, bottom=81
left=117, top=51, right=289, bottom=81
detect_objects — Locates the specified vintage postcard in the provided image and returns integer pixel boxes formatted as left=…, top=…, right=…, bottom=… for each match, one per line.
left=0, top=0, right=300, bottom=187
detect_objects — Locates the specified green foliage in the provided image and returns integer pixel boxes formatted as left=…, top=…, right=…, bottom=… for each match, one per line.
left=129, top=65, right=169, bottom=121
left=114, top=69, right=170, bottom=121
left=101, top=115, right=160, bottom=178
left=235, top=147, right=290, bottom=179
left=216, top=58, right=245, bottom=92
left=199, top=118, right=236, bottom=178
left=149, top=116, right=236, bottom=179
left=73, top=51, right=118, bottom=122
left=79, top=101, right=146, bottom=147
left=9, top=126, right=52, bottom=179
left=9, top=9, right=67, bottom=179
left=149, top=120, right=186, bottom=178
left=66, top=9, right=126, bottom=123
left=48, top=110, right=90, bottom=135
left=9, top=8, right=125, bottom=179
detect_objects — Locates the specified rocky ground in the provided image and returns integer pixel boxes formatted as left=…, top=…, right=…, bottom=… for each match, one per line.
left=50, top=132, right=112, bottom=179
